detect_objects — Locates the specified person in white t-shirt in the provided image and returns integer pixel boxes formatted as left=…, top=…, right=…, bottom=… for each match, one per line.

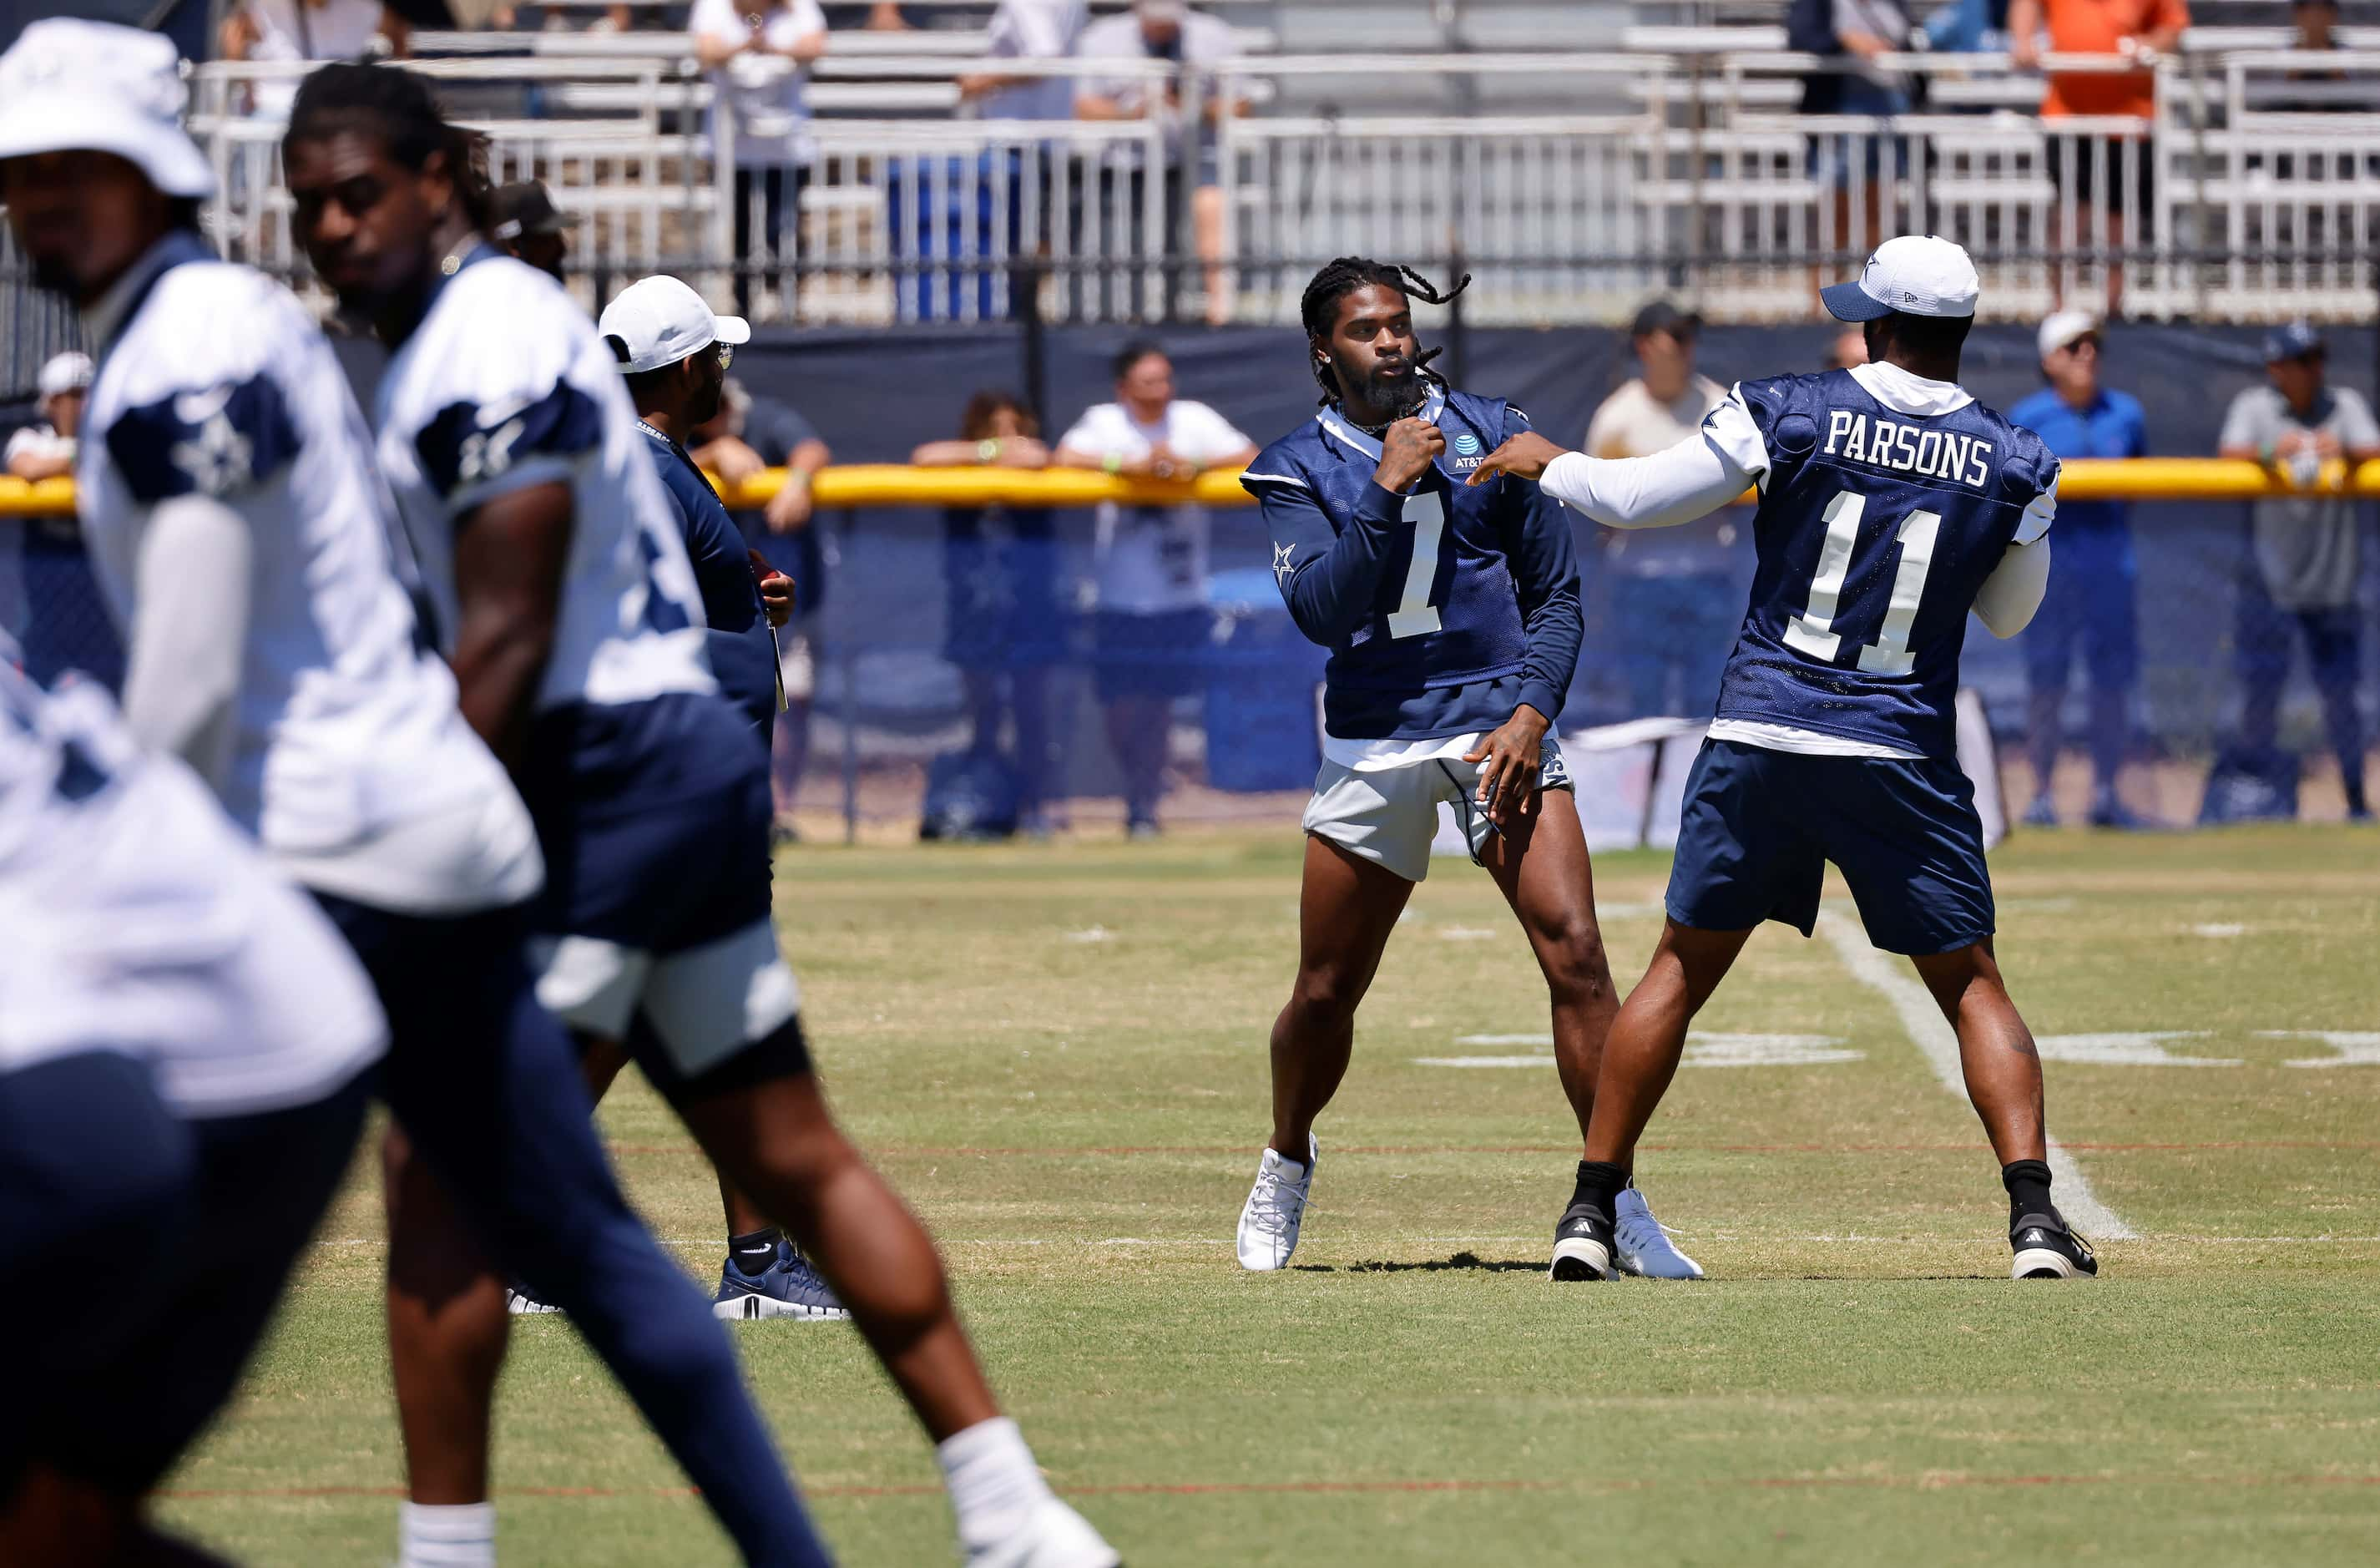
left=1055, top=341, right=1255, bottom=834
left=220, top=0, right=409, bottom=119
left=4, top=351, right=89, bottom=482
left=690, top=0, right=828, bottom=320
left=1583, top=301, right=1744, bottom=719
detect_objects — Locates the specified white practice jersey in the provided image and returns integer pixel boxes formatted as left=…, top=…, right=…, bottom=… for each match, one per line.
left=76, top=234, right=541, bottom=914
left=373, top=250, right=715, bottom=715
left=0, top=663, right=386, bottom=1117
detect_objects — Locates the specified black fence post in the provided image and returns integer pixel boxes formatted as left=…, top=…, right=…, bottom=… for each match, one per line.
left=1021, top=255, right=1050, bottom=435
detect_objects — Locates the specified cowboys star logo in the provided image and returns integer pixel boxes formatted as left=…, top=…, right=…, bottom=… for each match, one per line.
left=169, top=411, right=254, bottom=498
left=1271, top=542, right=1296, bottom=584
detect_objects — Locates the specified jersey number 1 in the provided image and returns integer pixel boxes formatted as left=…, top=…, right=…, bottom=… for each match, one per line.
left=1782, top=489, right=1939, bottom=677
left=1387, top=490, right=1448, bottom=640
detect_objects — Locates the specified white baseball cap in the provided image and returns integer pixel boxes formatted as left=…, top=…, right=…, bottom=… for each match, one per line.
left=37, top=352, right=93, bottom=399
left=597, top=275, right=751, bottom=375
left=2037, top=309, right=2100, bottom=358
left=0, top=20, right=215, bottom=200
left=1821, top=235, right=1980, bottom=323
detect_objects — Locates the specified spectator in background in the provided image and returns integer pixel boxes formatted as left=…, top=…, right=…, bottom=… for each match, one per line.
left=1584, top=302, right=1739, bottom=720
left=2216, top=322, right=2380, bottom=822
left=1824, top=323, right=1871, bottom=369
left=220, top=0, right=409, bottom=118
left=2270, top=0, right=2352, bottom=113
left=1054, top=341, right=1255, bottom=836
left=912, top=392, right=1070, bottom=837
left=490, top=180, right=578, bottom=284
left=1808, top=0, right=1918, bottom=294
left=692, top=0, right=828, bottom=321
left=1075, top=1, right=1244, bottom=325
left=2008, top=0, right=2189, bottom=314
left=2009, top=311, right=2148, bottom=827
left=4, top=352, right=88, bottom=483
left=957, top=0, right=1089, bottom=320
left=690, top=377, right=836, bottom=837
left=1923, top=0, right=2011, bottom=53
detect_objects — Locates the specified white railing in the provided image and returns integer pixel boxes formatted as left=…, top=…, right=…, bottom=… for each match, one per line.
left=169, top=47, right=2380, bottom=326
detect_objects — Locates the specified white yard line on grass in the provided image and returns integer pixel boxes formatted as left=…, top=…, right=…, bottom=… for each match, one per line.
left=1816, top=911, right=2139, bottom=1242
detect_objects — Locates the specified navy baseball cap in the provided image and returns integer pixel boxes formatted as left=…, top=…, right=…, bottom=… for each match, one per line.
left=2263, top=321, right=2323, bottom=362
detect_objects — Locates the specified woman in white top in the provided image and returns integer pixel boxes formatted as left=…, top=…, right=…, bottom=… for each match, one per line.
left=220, top=0, right=408, bottom=119
left=1054, top=341, right=1255, bottom=835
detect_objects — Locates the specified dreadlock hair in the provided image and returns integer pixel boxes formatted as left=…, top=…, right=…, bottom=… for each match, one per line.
left=285, top=59, right=493, bottom=235
left=1298, top=256, right=1471, bottom=407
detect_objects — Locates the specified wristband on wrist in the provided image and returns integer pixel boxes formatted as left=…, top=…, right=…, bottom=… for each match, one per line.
left=977, top=438, right=1002, bottom=463
left=786, top=467, right=811, bottom=488
left=1102, top=452, right=1124, bottom=475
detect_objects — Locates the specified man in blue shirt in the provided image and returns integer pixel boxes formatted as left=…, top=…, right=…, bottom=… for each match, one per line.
left=2008, top=311, right=2148, bottom=827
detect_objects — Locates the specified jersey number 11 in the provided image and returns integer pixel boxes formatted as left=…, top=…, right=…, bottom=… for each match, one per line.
left=1782, top=488, right=1940, bottom=677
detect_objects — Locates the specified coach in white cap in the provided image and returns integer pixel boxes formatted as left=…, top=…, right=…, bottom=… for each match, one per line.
left=598, top=272, right=751, bottom=376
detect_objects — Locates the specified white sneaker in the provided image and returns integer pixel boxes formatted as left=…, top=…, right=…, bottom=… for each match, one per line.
left=1612, top=1187, right=1705, bottom=1280
left=1235, top=1136, right=1316, bottom=1272
left=963, top=1496, right=1120, bottom=1568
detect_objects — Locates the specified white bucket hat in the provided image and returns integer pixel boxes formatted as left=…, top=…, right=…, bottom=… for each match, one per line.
left=0, top=20, right=215, bottom=200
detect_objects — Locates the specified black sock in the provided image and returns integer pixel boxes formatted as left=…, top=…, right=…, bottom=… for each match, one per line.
left=2347, top=775, right=2370, bottom=817
left=1570, top=1160, right=1630, bottom=1223
left=728, top=1227, right=783, bottom=1275
left=2001, top=1160, right=2055, bottom=1229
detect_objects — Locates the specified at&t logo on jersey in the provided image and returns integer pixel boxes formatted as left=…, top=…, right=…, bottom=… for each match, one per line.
left=1450, top=431, right=1483, bottom=471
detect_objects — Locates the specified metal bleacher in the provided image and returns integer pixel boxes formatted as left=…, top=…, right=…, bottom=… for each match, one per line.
left=159, top=2, right=2380, bottom=331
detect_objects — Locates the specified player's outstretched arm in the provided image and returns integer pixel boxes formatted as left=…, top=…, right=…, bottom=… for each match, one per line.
left=118, top=493, right=251, bottom=792
left=450, top=479, right=572, bottom=771
left=1524, top=427, right=1756, bottom=532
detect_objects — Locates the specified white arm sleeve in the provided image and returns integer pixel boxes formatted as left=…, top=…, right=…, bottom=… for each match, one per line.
left=1539, top=430, right=1756, bottom=530
left=1972, top=536, right=2051, bottom=639
left=119, top=493, right=250, bottom=793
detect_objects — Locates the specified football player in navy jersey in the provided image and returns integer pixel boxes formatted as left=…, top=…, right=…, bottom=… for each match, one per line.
left=285, top=62, right=1117, bottom=1567
left=1231, top=257, right=1701, bottom=1280
left=1469, top=236, right=2099, bottom=1283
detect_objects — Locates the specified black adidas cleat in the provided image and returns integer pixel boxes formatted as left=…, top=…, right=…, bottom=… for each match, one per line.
left=2010, top=1213, right=2099, bottom=1280
left=1549, top=1202, right=1616, bottom=1282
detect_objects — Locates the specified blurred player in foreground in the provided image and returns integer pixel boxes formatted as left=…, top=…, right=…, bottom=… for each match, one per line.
left=284, top=60, right=1118, bottom=1566
left=0, top=659, right=383, bottom=1568
left=1233, top=256, right=1700, bottom=1279
left=0, top=23, right=836, bottom=1566
left=1470, top=236, right=2099, bottom=1282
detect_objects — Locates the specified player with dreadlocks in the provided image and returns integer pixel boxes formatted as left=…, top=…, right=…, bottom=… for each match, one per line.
left=1231, top=258, right=1704, bottom=1280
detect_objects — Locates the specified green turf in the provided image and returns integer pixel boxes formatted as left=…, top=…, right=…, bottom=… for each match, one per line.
left=156, top=824, right=2380, bottom=1565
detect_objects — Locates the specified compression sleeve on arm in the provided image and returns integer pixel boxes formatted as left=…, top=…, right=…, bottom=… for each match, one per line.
left=1250, top=475, right=1404, bottom=646
left=118, top=493, right=250, bottom=792
left=1539, top=428, right=1756, bottom=531
left=1972, top=536, right=2051, bottom=639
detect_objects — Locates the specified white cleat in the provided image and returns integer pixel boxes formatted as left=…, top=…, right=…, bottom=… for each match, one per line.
left=964, top=1497, right=1121, bottom=1568
left=1235, top=1136, right=1316, bottom=1272
left=1612, top=1187, right=1705, bottom=1280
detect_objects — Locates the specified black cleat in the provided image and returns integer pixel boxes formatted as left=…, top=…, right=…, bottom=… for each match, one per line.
left=2010, top=1213, right=2099, bottom=1280
left=1549, top=1202, right=1616, bottom=1282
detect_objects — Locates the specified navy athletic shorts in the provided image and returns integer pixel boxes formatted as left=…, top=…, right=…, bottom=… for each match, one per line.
left=1665, top=740, right=1996, bottom=956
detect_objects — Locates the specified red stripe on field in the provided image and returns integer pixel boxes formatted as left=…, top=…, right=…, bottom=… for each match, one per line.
left=159, top=1473, right=2380, bottom=1503
left=603, top=1139, right=2380, bottom=1159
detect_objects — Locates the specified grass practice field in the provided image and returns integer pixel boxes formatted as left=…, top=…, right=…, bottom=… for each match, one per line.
left=158, top=823, right=2378, bottom=1565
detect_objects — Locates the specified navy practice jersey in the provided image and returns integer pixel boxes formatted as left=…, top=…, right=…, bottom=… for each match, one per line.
left=636, top=421, right=779, bottom=738
left=1715, top=369, right=2058, bottom=757
left=1241, top=388, right=1582, bottom=741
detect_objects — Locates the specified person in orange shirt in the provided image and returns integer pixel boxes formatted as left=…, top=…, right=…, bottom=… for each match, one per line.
left=2007, top=0, right=2189, bottom=312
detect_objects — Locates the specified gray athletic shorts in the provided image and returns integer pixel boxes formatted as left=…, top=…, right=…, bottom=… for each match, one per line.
left=1302, top=737, right=1573, bottom=884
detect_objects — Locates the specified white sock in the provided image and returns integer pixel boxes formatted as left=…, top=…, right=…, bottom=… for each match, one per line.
left=399, top=1502, right=497, bottom=1568
left=937, top=1417, right=1050, bottom=1551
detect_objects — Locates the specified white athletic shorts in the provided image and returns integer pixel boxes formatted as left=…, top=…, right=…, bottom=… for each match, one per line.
left=1302, top=736, right=1573, bottom=884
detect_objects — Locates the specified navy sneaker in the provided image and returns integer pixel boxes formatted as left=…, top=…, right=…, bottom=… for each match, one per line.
left=714, top=1241, right=851, bottom=1321
left=1549, top=1201, right=1615, bottom=1282
left=2010, top=1213, right=2099, bottom=1280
